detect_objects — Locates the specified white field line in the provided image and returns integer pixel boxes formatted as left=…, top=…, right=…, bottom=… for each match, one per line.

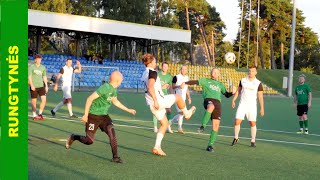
left=29, top=115, right=320, bottom=147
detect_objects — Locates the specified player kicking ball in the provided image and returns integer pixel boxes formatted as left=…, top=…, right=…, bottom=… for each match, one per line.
left=141, top=54, right=196, bottom=156
left=186, top=68, right=236, bottom=152
left=231, top=66, right=264, bottom=147
left=65, top=71, right=136, bottom=163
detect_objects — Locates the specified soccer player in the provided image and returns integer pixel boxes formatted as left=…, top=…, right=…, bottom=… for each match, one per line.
left=152, top=62, right=173, bottom=133
left=65, top=71, right=136, bottom=163
left=169, top=65, right=191, bottom=134
left=28, top=54, right=48, bottom=120
left=185, top=68, right=236, bottom=152
left=141, top=54, right=196, bottom=156
left=51, top=58, right=82, bottom=118
left=294, top=74, right=312, bottom=134
left=231, top=66, right=264, bottom=147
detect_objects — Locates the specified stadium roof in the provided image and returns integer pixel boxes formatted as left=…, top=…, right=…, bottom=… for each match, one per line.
left=28, top=9, right=191, bottom=43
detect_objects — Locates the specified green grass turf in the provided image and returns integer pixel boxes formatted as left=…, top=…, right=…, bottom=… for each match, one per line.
left=28, top=91, right=320, bottom=179
left=236, top=68, right=320, bottom=97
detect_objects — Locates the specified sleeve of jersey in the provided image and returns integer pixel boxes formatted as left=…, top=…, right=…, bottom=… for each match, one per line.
left=239, top=80, right=242, bottom=87
left=148, top=70, right=157, bottom=80
left=257, top=83, right=263, bottom=92
left=59, top=68, right=64, bottom=74
left=172, top=76, right=177, bottom=83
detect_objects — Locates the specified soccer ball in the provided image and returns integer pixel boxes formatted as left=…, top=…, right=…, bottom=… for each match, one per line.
left=225, top=52, right=236, bottom=64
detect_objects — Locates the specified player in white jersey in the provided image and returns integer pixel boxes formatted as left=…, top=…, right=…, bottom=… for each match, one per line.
left=51, top=58, right=82, bottom=119
left=231, top=66, right=264, bottom=147
left=168, top=65, right=191, bottom=134
left=141, top=54, right=196, bottom=156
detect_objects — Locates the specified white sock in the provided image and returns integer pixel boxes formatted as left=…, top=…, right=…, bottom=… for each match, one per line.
left=32, top=111, right=37, bottom=117
left=171, top=114, right=180, bottom=124
left=234, top=125, right=240, bottom=139
left=53, top=101, right=64, bottom=112
left=178, top=115, right=184, bottom=129
left=181, top=106, right=188, bottom=115
left=67, top=103, right=73, bottom=116
left=39, top=110, right=43, bottom=115
left=251, top=126, right=257, bottom=142
left=155, top=133, right=164, bottom=148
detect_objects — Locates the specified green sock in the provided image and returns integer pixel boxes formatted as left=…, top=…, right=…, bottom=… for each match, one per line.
left=167, top=112, right=172, bottom=120
left=201, top=111, right=211, bottom=128
left=153, top=115, right=158, bottom=128
left=208, top=130, right=218, bottom=146
left=304, top=120, right=308, bottom=130
left=299, top=121, right=304, bottom=129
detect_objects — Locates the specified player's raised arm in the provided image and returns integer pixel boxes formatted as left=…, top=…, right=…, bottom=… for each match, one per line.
left=185, top=80, right=199, bottom=85
left=112, top=97, right=136, bottom=115
left=74, top=60, right=82, bottom=73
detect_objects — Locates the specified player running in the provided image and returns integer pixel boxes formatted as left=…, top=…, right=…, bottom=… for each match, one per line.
left=141, top=54, right=196, bottom=156
left=51, top=58, right=82, bottom=118
left=231, top=66, right=264, bottom=147
left=186, top=68, right=236, bottom=152
left=294, top=74, right=312, bottom=134
left=65, top=71, right=136, bottom=163
left=28, top=54, right=48, bottom=120
left=152, top=62, right=173, bottom=133
left=168, top=65, right=191, bottom=134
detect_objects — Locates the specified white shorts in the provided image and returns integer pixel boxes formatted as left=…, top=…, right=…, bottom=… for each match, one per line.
left=235, top=103, right=257, bottom=122
left=150, top=94, right=176, bottom=121
left=62, top=86, right=72, bottom=99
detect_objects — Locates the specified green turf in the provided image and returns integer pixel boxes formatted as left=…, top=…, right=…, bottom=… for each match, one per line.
left=29, top=91, right=320, bottom=179
left=236, top=68, right=320, bottom=97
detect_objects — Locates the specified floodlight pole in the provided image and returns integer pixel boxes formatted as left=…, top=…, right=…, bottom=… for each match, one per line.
left=287, top=0, right=296, bottom=97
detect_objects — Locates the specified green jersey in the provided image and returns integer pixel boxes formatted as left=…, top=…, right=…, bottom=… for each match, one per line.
left=158, top=71, right=172, bottom=95
left=295, top=83, right=311, bottom=105
left=89, top=83, right=117, bottom=115
left=28, top=64, right=47, bottom=88
left=199, top=78, right=227, bottom=102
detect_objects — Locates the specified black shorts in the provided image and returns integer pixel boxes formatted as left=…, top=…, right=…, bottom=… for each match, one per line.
left=203, top=98, right=221, bottom=120
left=30, top=87, right=46, bottom=98
left=297, top=104, right=308, bottom=116
left=85, top=113, right=113, bottom=138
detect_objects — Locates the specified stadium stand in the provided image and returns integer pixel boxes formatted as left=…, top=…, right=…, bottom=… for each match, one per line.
left=28, top=54, right=281, bottom=95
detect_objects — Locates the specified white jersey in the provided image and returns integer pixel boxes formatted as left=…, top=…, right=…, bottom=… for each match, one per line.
left=173, top=74, right=189, bottom=100
left=59, top=65, right=74, bottom=87
left=141, top=67, right=165, bottom=106
left=238, top=77, right=263, bottom=105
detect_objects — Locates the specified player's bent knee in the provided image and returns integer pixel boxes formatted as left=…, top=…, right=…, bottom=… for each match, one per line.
left=207, top=104, right=215, bottom=113
left=84, top=137, right=94, bottom=145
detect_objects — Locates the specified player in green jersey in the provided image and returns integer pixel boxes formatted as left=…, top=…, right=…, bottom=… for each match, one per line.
left=28, top=54, right=48, bottom=120
left=294, top=74, right=312, bottom=134
left=152, top=62, right=173, bottom=133
left=65, top=71, right=136, bottom=163
left=186, top=68, right=236, bottom=152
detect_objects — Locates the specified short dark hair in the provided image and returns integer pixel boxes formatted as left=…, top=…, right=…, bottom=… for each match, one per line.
left=142, top=54, right=155, bottom=67
left=162, top=62, right=169, bottom=66
left=66, top=58, right=72, bottom=61
left=249, top=65, right=257, bottom=69
left=34, top=54, right=42, bottom=59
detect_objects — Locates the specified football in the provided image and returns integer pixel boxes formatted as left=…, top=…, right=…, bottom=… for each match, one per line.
left=225, top=52, right=236, bottom=64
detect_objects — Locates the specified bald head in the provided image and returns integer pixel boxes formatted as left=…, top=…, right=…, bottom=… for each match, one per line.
left=211, top=68, right=220, bottom=80
left=109, top=71, right=123, bottom=88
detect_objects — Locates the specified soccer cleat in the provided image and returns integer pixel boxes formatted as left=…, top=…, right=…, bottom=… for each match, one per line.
left=185, top=106, right=196, bottom=120
left=167, top=126, right=174, bottom=133
left=65, top=134, right=74, bottom=149
left=250, top=142, right=256, bottom=148
left=69, top=114, right=78, bottom=119
left=206, top=146, right=214, bottom=152
left=231, top=138, right=239, bottom=146
left=296, top=130, right=304, bottom=134
left=51, top=109, right=56, bottom=117
left=111, top=157, right=123, bottom=164
left=152, top=147, right=166, bottom=156
left=38, top=114, right=44, bottom=120
left=33, top=115, right=40, bottom=121
left=305, top=130, right=309, bottom=135
left=197, top=126, right=205, bottom=133
left=177, top=128, right=185, bottom=134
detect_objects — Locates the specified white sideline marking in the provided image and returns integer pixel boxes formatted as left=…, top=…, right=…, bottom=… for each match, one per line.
left=29, top=115, right=320, bottom=147
left=59, top=139, right=67, bottom=142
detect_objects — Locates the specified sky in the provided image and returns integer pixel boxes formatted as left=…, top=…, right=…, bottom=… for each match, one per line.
left=207, top=0, right=320, bottom=42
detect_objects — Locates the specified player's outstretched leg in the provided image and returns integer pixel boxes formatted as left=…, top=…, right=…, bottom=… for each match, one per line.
left=51, top=101, right=64, bottom=117
left=66, top=134, right=94, bottom=149
left=198, top=103, right=214, bottom=133
left=174, top=94, right=196, bottom=120
left=105, top=125, right=122, bottom=163
left=152, top=116, right=168, bottom=157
